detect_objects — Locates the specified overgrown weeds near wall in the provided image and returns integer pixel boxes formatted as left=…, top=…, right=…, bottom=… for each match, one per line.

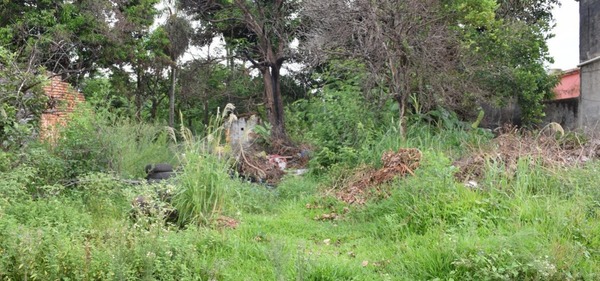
left=15, top=105, right=177, bottom=185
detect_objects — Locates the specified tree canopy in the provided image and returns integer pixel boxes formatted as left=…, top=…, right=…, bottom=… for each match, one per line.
left=0, top=0, right=561, bottom=147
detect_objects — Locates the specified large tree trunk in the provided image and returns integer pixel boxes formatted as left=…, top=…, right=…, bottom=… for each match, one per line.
left=262, top=64, right=287, bottom=142
left=168, top=67, right=176, bottom=128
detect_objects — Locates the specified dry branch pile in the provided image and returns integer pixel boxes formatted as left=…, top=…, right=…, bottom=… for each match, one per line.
left=454, top=127, right=600, bottom=182
left=336, top=148, right=422, bottom=204
left=237, top=148, right=285, bottom=185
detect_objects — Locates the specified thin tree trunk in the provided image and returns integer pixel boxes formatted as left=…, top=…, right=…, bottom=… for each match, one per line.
left=203, top=99, right=209, bottom=126
left=150, top=98, right=158, bottom=120
left=394, top=93, right=407, bottom=138
left=135, top=69, right=143, bottom=121
left=169, top=67, right=176, bottom=128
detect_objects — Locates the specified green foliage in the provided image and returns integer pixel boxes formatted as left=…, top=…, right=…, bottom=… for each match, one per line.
left=174, top=151, right=238, bottom=226
left=356, top=151, right=469, bottom=239
left=42, top=103, right=175, bottom=180
left=0, top=47, right=47, bottom=151
left=447, top=0, right=498, bottom=27
left=0, top=1, right=597, bottom=279
left=0, top=197, right=218, bottom=280
left=170, top=112, right=241, bottom=226
left=3, top=124, right=600, bottom=279
left=451, top=248, right=562, bottom=280
left=452, top=0, right=559, bottom=125
left=0, top=0, right=109, bottom=76
left=287, top=67, right=381, bottom=170
left=178, top=60, right=247, bottom=128
left=22, top=145, right=68, bottom=185
left=100, top=119, right=175, bottom=179
left=0, top=146, right=67, bottom=200
left=80, top=77, right=131, bottom=116
left=52, top=106, right=110, bottom=178
left=0, top=166, right=38, bottom=202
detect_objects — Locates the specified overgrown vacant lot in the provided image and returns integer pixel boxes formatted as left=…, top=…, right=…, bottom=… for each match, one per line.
left=3, top=121, right=600, bottom=281
left=0, top=0, right=579, bottom=279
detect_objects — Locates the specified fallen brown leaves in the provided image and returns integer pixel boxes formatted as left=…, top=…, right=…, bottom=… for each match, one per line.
left=335, top=148, right=422, bottom=204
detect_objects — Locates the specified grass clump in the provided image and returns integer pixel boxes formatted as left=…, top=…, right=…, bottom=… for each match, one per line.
left=174, top=151, right=238, bottom=226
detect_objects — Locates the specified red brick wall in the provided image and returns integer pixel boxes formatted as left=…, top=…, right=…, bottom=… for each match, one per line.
left=40, top=76, right=85, bottom=142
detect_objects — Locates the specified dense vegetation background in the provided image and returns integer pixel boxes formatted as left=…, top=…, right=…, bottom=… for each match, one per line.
left=4, top=0, right=600, bottom=280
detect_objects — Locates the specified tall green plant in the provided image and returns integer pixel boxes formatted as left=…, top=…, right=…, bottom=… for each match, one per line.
left=171, top=109, right=239, bottom=226
left=100, top=119, right=175, bottom=178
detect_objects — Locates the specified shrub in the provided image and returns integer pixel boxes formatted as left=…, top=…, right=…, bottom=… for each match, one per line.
left=287, top=86, right=380, bottom=170
left=53, top=105, right=111, bottom=179
left=22, top=145, right=67, bottom=185
left=0, top=166, right=37, bottom=202
left=450, top=248, right=563, bottom=280
left=75, top=172, right=130, bottom=220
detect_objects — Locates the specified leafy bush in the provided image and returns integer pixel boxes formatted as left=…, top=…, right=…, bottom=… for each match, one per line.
left=53, top=105, right=111, bottom=179
left=0, top=202, right=218, bottom=280
left=287, top=85, right=380, bottom=170
left=451, top=248, right=562, bottom=280
left=0, top=166, right=38, bottom=202
left=22, top=145, right=67, bottom=185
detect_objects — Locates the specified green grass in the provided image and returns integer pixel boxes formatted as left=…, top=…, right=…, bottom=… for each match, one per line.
left=2, top=125, right=600, bottom=280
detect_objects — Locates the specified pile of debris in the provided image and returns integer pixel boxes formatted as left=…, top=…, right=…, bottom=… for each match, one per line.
left=454, top=125, right=600, bottom=182
left=336, top=148, right=422, bottom=204
left=223, top=105, right=310, bottom=185
left=237, top=150, right=287, bottom=185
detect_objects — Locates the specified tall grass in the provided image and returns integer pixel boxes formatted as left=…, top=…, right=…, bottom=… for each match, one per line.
left=174, top=151, right=237, bottom=226
left=46, top=105, right=176, bottom=179
left=349, top=148, right=600, bottom=280
left=100, top=118, right=176, bottom=178
left=169, top=110, right=241, bottom=226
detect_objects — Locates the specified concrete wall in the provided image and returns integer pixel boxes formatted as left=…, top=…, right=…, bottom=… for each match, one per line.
left=580, top=0, right=600, bottom=61
left=479, top=99, right=578, bottom=130
left=579, top=60, right=600, bottom=129
left=479, top=100, right=522, bottom=129
left=543, top=98, right=579, bottom=130
left=579, top=0, right=600, bottom=130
